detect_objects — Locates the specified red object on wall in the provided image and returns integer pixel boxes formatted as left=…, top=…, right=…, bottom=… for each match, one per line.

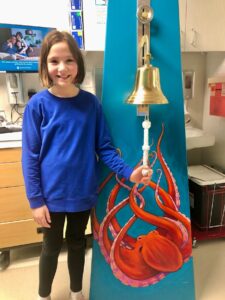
left=209, top=82, right=225, bottom=117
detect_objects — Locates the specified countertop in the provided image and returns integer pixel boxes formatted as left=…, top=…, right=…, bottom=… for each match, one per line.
left=188, top=165, right=225, bottom=186
left=185, top=125, right=215, bottom=150
left=0, top=132, right=22, bottom=148
left=0, top=125, right=216, bottom=150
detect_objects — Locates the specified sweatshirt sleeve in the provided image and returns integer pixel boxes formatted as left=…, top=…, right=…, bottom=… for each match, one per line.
left=95, top=100, right=133, bottom=180
left=22, top=102, right=45, bottom=208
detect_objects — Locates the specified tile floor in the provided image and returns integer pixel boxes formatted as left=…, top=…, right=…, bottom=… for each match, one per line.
left=1, top=237, right=225, bottom=300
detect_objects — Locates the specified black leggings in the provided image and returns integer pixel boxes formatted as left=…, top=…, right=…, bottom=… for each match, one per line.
left=38, top=210, right=90, bottom=297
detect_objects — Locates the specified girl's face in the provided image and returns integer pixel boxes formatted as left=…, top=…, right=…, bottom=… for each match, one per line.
left=16, top=34, right=22, bottom=41
left=47, top=41, right=78, bottom=89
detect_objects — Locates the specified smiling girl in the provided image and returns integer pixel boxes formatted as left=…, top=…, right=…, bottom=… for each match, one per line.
left=22, top=30, right=152, bottom=300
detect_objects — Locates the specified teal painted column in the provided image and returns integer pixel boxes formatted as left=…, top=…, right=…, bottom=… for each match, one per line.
left=90, top=1, right=195, bottom=299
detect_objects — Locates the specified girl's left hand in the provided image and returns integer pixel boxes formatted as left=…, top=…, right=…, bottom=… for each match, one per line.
left=129, top=165, right=153, bottom=185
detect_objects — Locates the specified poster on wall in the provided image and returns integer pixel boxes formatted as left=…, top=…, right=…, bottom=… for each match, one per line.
left=70, top=0, right=82, bottom=10
left=89, top=0, right=196, bottom=299
left=0, top=23, right=54, bottom=72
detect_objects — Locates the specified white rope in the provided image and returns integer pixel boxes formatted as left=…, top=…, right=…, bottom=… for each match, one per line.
left=142, top=115, right=151, bottom=175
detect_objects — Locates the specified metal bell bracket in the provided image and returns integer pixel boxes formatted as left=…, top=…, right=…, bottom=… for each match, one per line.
left=139, top=34, right=152, bottom=66
left=136, top=0, right=152, bottom=117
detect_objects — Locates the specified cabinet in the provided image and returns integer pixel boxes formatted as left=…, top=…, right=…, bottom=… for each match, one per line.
left=0, top=147, right=92, bottom=268
left=0, top=147, right=42, bottom=269
left=82, top=0, right=107, bottom=50
left=188, top=165, right=225, bottom=246
left=0, top=148, right=43, bottom=250
left=179, top=0, right=225, bottom=51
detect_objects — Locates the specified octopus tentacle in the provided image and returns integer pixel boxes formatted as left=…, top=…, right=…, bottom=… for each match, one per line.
left=157, top=124, right=180, bottom=207
left=93, top=123, right=192, bottom=287
left=99, top=189, right=146, bottom=262
left=92, top=171, right=115, bottom=238
left=99, top=197, right=129, bottom=263
left=106, top=174, right=146, bottom=245
left=130, top=186, right=184, bottom=248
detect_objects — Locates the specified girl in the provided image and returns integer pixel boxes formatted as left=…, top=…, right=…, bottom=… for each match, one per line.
left=22, top=30, right=152, bottom=300
left=15, top=31, right=28, bottom=55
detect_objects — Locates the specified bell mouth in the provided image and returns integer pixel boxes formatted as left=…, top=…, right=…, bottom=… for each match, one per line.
left=126, top=91, right=168, bottom=105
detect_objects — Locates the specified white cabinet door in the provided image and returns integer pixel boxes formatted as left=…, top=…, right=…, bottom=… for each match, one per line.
left=179, top=0, right=225, bottom=52
left=82, top=0, right=107, bottom=51
left=0, top=0, right=69, bottom=30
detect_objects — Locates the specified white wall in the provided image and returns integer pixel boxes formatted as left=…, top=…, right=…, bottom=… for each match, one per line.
left=202, top=53, right=225, bottom=170
left=181, top=52, right=225, bottom=171
left=0, top=73, right=42, bottom=122
left=181, top=52, right=206, bottom=128
left=181, top=52, right=206, bottom=165
left=0, top=1, right=105, bottom=123
left=0, top=51, right=104, bottom=123
left=0, top=0, right=70, bottom=122
left=0, top=0, right=70, bottom=30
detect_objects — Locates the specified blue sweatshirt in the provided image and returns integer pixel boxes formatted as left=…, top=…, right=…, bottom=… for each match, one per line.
left=22, top=89, right=133, bottom=212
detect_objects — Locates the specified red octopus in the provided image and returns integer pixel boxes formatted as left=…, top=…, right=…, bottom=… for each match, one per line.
left=92, top=125, right=192, bottom=287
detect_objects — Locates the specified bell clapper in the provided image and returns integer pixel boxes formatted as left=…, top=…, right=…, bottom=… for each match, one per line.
left=142, top=114, right=151, bottom=176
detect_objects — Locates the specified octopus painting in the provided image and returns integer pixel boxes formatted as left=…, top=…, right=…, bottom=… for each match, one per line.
left=92, top=125, right=192, bottom=287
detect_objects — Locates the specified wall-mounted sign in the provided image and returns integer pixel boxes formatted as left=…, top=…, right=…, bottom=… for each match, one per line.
left=70, top=0, right=82, bottom=10
left=72, top=30, right=84, bottom=49
left=70, top=11, right=83, bottom=30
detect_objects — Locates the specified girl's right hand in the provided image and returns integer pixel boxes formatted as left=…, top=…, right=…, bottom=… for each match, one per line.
left=31, top=205, right=51, bottom=228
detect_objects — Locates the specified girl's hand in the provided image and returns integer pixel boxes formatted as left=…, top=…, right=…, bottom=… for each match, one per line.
left=32, top=205, right=51, bottom=228
left=129, top=165, right=153, bottom=185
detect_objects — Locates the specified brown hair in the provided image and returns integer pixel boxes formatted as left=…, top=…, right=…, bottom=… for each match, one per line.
left=39, top=30, right=85, bottom=87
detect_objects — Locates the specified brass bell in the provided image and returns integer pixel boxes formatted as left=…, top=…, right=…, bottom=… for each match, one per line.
left=126, top=53, right=169, bottom=105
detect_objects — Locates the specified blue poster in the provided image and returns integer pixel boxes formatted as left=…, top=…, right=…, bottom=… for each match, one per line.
left=70, top=0, right=82, bottom=10
left=90, top=0, right=196, bottom=299
left=72, top=30, right=84, bottom=49
left=70, top=11, right=83, bottom=30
